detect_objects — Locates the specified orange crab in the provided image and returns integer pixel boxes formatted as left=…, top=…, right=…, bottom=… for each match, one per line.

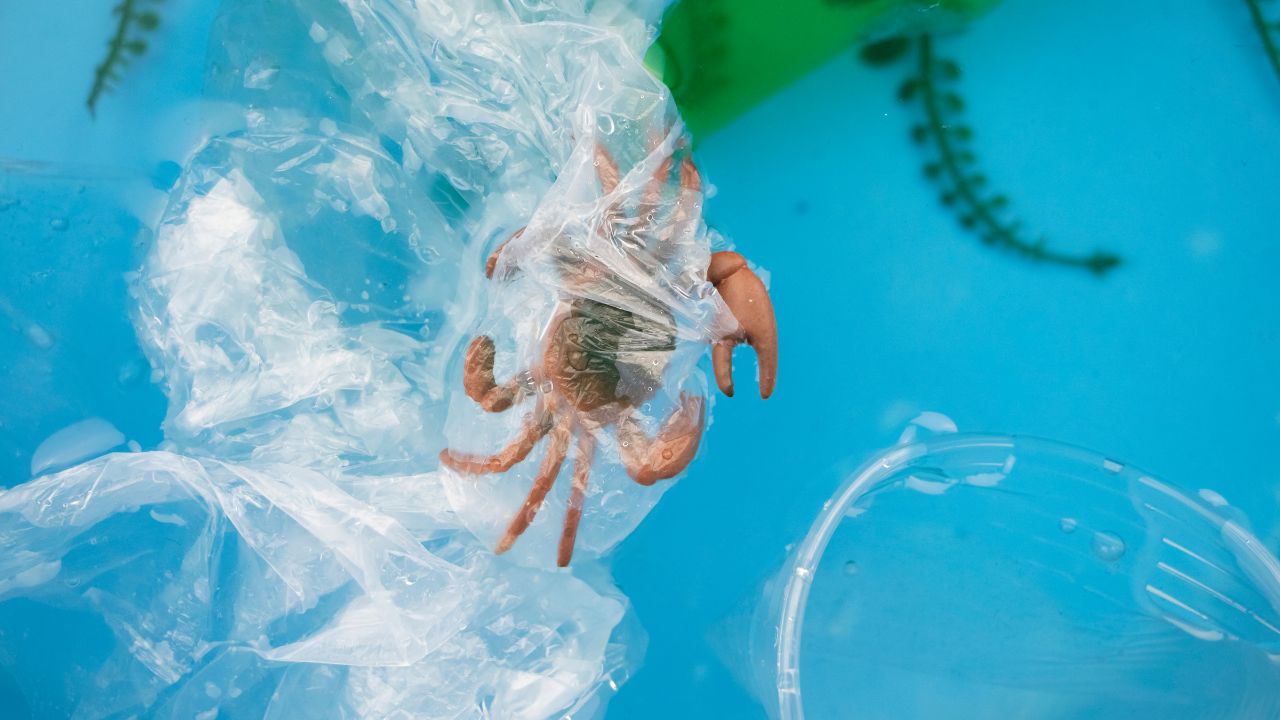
left=440, top=139, right=777, bottom=566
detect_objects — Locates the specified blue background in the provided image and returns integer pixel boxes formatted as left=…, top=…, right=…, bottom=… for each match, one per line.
left=1, top=0, right=1278, bottom=717
left=611, top=0, right=1280, bottom=716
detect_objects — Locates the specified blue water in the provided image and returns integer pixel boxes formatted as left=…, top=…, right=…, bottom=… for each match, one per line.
left=2, top=0, right=1278, bottom=717
left=611, top=1, right=1280, bottom=716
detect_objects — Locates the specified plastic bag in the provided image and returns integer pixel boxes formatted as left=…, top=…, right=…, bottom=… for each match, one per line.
left=282, top=0, right=751, bottom=565
left=2, top=0, right=723, bottom=715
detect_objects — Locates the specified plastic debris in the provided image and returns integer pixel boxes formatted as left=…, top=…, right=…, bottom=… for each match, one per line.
left=0, top=0, right=716, bottom=716
left=745, top=432, right=1280, bottom=719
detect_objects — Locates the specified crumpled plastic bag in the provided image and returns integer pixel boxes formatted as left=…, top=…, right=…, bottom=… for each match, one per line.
left=282, top=0, right=747, bottom=565
left=2, top=123, right=642, bottom=719
left=0, top=0, right=725, bottom=716
left=0, top=452, right=631, bottom=719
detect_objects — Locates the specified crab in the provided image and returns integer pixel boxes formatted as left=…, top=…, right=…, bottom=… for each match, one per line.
left=439, top=138, right=777, bottom=566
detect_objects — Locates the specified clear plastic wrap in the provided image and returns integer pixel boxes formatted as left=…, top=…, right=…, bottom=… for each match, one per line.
left=280, top=0, right=756, bottom=565
left=1, top=0, right=747, bottom=716
left=437, top=121, right=741, bottom=566
left=1, top=123, right=643, bottom=718
left=0, top=452, right=631, bottom=719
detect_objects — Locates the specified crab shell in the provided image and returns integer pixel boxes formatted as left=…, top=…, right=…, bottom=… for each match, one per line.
left=541, top=297, right=677, bottom=423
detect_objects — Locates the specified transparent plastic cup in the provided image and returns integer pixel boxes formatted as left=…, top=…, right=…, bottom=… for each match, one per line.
left=750, top=433, right=1280, bottom=719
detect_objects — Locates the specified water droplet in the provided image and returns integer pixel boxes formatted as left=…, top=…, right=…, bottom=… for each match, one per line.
left=794, top=566, right=812, bottom=581
left=1059, top=517, right=1077, bottom=533
left=49, top=218, right=68, bottom=232
left=1092, top=531, right=1126, bottom=561
left=843, top=560, right=858, bottom=576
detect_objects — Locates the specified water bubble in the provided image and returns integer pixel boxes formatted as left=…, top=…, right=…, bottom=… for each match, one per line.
left=1092, top=531, right=1126, bottom=561
left=1059, top=517, right=1078, bottom=533
left=49, top=218, right=68, bottom=232
left=843, top=560, right=859, bottom=576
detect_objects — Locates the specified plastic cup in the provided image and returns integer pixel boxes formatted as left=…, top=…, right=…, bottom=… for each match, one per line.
left=751, top=433, right=1280, bottom=719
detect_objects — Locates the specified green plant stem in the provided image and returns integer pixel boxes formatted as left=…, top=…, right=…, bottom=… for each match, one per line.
left=1244, top=0, right=1280, bottom=87
left=88, top=0, right=139, bottom=115
left=916, top=36, right=1119, bottom=274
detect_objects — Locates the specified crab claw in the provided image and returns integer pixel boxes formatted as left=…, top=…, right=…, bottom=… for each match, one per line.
left=708, top=251, right=777, bottom=399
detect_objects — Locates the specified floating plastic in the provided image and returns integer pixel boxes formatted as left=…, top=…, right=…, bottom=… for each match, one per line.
left=0, top=125, right=642, bottom=719
left=1, top=0, right=722, bottom=716
left=273, top=0, right=759, bottom=566
left=750, top=432, right=1280, bottom=719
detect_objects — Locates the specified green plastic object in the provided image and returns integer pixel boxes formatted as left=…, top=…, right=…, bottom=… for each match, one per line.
left=646, top=0, right=1000, bottom=138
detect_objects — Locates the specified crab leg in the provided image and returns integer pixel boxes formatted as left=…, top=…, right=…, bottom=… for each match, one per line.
left=485, top=228, right=524, bottom=279
left=557, top=432, right=597, bottom=567
left=495, top=416, right=573, bottom=555
left=673, top=155, right=700, bottom=228
left=630, top=130, right=673, bottom=252
left=462, top=335, right=528, bottom=412
left=618, top=394, right=705, bottom=485
left=594, top=142, right=621, bottom=194
left=708, top=251, right=778, bottom=399
left=439, top=407, right=552, bottom=474
left=593, top=142, right=629, bottom=249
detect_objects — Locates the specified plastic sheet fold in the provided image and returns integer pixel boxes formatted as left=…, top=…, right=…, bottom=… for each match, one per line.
left=1, top=0, right=712, bottom=716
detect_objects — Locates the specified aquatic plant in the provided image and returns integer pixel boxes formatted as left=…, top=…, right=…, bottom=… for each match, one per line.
left=1244, top=0, right=1280, bottom=88
left=87, top=0, right=163, bottom=116
left=893, top=35, right=1122, bottom=275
